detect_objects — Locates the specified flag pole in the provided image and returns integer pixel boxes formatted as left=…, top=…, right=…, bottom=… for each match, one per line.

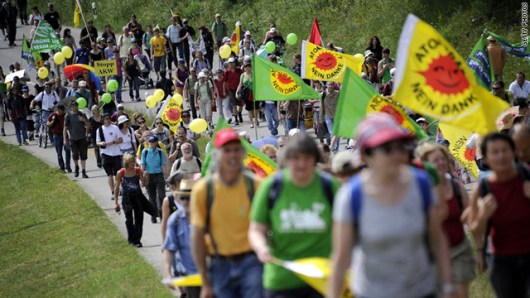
left=76, top=0, right=94, bottom=45
left=253, top=100, right=258, bottom=140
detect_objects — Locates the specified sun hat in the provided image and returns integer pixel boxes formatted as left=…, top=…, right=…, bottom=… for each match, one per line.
left=356, top=113, right=414, bottom=150
left=175, top=179, right=196, bottom=196
left=117, top=115, right=129, bottom=125
left=364, top=50, right=373, bottom=58
left=214, top=128, right=240, bottom=148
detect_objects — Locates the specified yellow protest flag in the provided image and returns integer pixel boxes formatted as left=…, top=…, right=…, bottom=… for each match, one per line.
left=393, top=14, right=509, bottom=135
left=439, top=123, right=479, bottom=178
left=301, top=41, right=363, bottom=82
left=74, top=0, right=81, bottom=28
left=160, top=96, right=183, bottom=133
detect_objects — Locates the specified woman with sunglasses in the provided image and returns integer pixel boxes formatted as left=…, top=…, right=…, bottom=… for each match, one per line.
left=417, top=142, right=476, bottom=298
left=329, top=113, right=454, bottom=298
left=134, top=116, right=149, bottom=143
left=151, top=117, right=173, bottom=150
left=114, top=153, right=148, bottom=247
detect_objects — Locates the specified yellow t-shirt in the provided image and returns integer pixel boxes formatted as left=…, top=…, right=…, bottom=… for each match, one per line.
left=191, top=173, right=260, bottom=256
left=150, top=35, right=166, bottom=57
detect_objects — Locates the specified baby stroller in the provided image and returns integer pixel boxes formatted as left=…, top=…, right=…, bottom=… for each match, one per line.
left=134, top=53, right=154, bottom=89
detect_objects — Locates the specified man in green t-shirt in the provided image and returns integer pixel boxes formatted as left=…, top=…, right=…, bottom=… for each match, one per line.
left=377, top=48, right=395, bottom=85
left=249, top=133, right=340, bottom=296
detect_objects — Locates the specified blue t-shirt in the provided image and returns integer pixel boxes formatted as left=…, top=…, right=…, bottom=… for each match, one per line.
left=164, top=210, right=198, bottom=274
left=75, top=48, right=90, bottom=65
left=140, top=147, right=166, bottom=174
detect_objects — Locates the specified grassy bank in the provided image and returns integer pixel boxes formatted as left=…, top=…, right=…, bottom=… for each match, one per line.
left=0, top=142, right=172, bottom=297
left=29, top=0, right=526, bottom=76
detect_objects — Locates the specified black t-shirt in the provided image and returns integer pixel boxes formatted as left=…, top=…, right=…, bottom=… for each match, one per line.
left=80, top=27, right=98, bottom=46
left=179, top=26, right=196, bottom=46
left=44, top=11, right=60, bottom=30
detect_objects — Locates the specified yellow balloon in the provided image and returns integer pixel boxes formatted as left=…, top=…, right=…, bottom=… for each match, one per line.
left=146, top=95, right=156, bottom=109
left=172, top=93, right=183, bottom=106
left=38, top=67, right=48, bottom=79
left=61, top=46, right=73, bottom=59
left=219, top=45, right=231, bottom=59
left=166, top=274, right=202, bottom=287
left=154, top=89, right=165, bottom=102
left=189, top=118, right=208, bottom=133
left=53, top=52, right=65, bottom=65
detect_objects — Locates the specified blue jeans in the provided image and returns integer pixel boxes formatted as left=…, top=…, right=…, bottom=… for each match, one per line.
left=325, top=116, right=339, bottom=151
left=264, top=103, right=279, bottom=134
left=13, top=118, right=28, bottom=144
left=128, top=76, right=140, bottom=99
left=111, top=75, right=123, bottom=101
left=286, top=118, right=305, bottom=133
left=209, top=253, right=263, bottom=298
left=53, top=134, right=71, bottom=170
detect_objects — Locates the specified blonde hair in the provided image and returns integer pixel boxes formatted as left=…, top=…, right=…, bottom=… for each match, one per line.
left=416, top=142, right=453, bottom=172
left=260, top=144, right=277, bottom=156
left=122, top=153, right=136, bottom=168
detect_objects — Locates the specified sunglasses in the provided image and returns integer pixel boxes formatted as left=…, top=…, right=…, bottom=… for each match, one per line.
left=155, top=122, right=163, bottom=125
left=182, top=115, right=190, bottom=118
left=179, top=196, right=190, bottom=201
left=138, top=120, right=145, bottom=124
left=373, top=141, right=414, bottom=155
left=492, top=87, right=501, bottom=90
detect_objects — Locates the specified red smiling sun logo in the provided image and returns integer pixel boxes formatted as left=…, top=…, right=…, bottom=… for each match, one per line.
left=419, top=55, right=469, bottom=95
left=464, top=147, right=476, bottom=161
left=314, top=52, right=337, bottom=71
left=277, top=72, right=294, bottom=85
left=379, top=105, right=404, bottom=124
left=165, top=108, right=181, bottom=122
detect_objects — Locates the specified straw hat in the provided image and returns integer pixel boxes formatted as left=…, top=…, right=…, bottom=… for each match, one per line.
left=174, top=179, right=196, bottom=196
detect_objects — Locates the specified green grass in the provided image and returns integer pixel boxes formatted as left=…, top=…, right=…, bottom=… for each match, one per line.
left=0, top=141, right=173, bottom=297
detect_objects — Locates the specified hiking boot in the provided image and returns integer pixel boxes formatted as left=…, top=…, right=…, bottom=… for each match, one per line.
left=74, top=166, right=80, bottom=177
left=82, top=170, right=89, bottom=178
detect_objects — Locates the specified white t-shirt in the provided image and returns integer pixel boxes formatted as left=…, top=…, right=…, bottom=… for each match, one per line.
left=34, top=91, right=60, bottom=111
left=96, top=124, right=122, bottom=156
left=118, top=127, right=137, bottom=153
left=509, top=80, right=530, bottom=98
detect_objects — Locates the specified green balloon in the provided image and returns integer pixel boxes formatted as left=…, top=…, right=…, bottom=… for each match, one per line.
left=76, top=97, right=87, bottom=109
left=265, top=41, right=276, bottom=53
left=286, top=33, right=298, bottom=45
left=107, top=79, right=119, bottom=92
left=102, top=93, right=112, bottom=104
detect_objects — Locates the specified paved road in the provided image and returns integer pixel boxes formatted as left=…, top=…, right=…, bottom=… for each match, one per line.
left=0, top=23, right=319, bottom=286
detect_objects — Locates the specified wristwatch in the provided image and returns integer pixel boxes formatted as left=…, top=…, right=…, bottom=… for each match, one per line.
left=442, top=283, right=456, bottom=294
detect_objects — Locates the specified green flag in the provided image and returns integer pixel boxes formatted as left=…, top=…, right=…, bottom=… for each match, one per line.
left=22, top=34, right=43, bottom=69
left=252, top=55, right=320, bottom=101
left=30, top=20, right=63, bottom=53
left=467, top=35, right=494, bottom=89
left=333, top=67, right=427, bottom=140
left=201, top=117, right=277, bottom=177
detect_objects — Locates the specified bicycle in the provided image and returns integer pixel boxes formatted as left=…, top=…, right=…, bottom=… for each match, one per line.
left=32, top=107, right=49, bottom=148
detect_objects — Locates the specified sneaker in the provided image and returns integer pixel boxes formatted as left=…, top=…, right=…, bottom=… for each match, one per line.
left=135, top=242, right=143, bottom=248
left=228, top=118, right=233, bottom=124
left=235, top=121, right=240, bottom=126
left=151, top=216, right=157, bottom=223
left=238, top=113, right=243, bottom=123
left=23, top=140, right=29, bottom=145
left=74, top=166, right=80, bottom=177
left=1, top=129, right=5, bottom=136
left=97, top=162, right=102, bottom=168
left=82, top=170, right=89, bottom=178
left=66, top=168, right=72, bottom=173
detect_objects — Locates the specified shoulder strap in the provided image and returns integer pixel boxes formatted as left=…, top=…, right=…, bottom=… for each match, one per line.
left=320, top=172, right=335, bottom=207
left=196, top=157, right=202, bottom=169
left=98, top=126, right=105, bottom=142
left=158, top=149, right=163, bottom=167
left=267, top=172, right=284, bottom=209
left=243, top=174, right=255, bottom=202
left=205, top=176, right=219, bottom=256
left=450, top=178, right=463, bottom=211
left=175, top=158, right=182, bottom=171
left=412, top=167, right=434, bottom=262
left=142, top=148, right=147, bottom=163
left=349, top=175, right=363, bottom=230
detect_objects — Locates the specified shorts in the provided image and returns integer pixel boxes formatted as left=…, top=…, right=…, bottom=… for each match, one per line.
left=450, top=239, right=476, bottom=283
left=228, top=89, right=242, bottom=107
left=102, top=154, right=122, bottom=176
left=198, top=100, right=212, bottom=118
left=70, top=138, right=88, bottom=160
left=154, top=56, right=166, bottom=72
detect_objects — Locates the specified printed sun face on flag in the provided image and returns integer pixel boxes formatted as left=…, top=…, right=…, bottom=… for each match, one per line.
left=439, top=123, right=478, bottom=178
left=161, top=97, right=183, bottom=132
left=400, top=37, right=479, bottom=121
left=308, top=46, right=346, bottom=80
left=368, top=96, right=417, bottom=134
left=270, top=69, right=300, bottom=96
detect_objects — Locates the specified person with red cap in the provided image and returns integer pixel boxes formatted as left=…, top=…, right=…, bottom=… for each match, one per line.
left=191, top=128, right=262, bottom=298
left=328, top=113, right=454, bottom=298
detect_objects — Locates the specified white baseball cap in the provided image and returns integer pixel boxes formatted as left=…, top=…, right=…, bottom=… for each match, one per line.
left=228, top=57, right=236, bottom=63
left=198, top=72, right=207, bottom=78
